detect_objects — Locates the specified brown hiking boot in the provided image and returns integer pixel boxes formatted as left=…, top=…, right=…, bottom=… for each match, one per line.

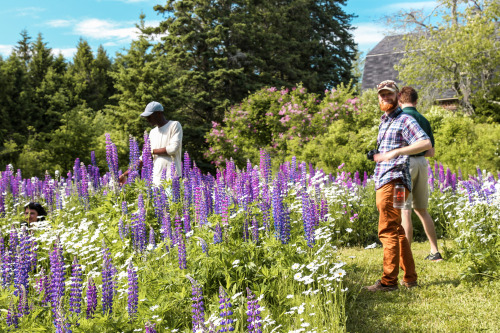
left=400, top=280, right=418, bottom=289
left=363, top=279, right=398, bottom=292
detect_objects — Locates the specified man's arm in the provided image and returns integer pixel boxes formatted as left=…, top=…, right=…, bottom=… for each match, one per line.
left=374, top=139, right=432, bottom=162
left=151, top=122, right=183, bottom=156
left=118, top=160, right=143, bottom=185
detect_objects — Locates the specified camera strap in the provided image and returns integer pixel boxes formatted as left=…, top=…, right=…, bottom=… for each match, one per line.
left=376, top=108, right=401, bottom=150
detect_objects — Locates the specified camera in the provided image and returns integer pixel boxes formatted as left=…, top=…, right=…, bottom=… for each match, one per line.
left=366, top=149, right=379, bottom=161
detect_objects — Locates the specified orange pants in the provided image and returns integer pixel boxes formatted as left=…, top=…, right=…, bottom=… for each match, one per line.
left=376, top=179, right=417, bottom=286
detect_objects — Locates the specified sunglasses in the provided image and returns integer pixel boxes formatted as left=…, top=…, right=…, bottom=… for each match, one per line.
left=377, top=81, right=398, bottom=91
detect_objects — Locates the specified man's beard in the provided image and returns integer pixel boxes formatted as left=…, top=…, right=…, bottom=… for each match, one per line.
left=379, top=99, right=398, bottom=112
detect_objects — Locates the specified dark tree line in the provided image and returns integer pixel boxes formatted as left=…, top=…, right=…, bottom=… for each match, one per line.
left=0, top=0, right=357, bottom=177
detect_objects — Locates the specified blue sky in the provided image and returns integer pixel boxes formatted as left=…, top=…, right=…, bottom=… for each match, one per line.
left=0, top=0, right=438, bottom=60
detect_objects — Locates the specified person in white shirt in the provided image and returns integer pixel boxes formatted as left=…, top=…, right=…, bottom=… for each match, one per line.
left=119, top=101, right=183, bottom=186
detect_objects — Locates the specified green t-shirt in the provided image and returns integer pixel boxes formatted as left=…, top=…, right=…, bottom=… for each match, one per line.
left=402, top=106, right=435, bottom=157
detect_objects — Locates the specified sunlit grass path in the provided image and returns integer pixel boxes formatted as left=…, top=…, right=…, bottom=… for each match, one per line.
left=341, top=242, right=500, bottom=332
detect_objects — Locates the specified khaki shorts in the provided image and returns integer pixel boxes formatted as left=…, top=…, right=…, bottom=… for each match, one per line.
left=403, top=156, right=429, bottom=209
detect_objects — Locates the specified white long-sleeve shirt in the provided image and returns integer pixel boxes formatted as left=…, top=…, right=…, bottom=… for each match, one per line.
left=149, top=120, right=183, bottom=185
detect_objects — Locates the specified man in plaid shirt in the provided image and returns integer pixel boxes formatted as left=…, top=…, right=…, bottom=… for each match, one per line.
left=364, top=80, right=431, bottom=292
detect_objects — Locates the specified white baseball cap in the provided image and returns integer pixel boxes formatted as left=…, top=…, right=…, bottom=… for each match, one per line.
left=141, top=101, right=164, bottom=117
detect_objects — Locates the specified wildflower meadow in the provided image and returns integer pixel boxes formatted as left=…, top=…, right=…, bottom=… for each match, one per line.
left=0, top=133, right=498, bottom=332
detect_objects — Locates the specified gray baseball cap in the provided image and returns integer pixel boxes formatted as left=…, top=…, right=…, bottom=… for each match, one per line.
left=141, top=101, right=164, bottom=117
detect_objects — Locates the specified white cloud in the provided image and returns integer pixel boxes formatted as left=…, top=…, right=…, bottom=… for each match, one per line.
left=10, top=7, right=45, bottom=17
left=51, top=48, right=78, bottom=59
left=47, top=19, right=72, bottom=28
left=382, top=1, right=437, bottom=11
left=352, top=23, right=387, bottom=48
left=0, top=45, right=13, bottom=57
left=74, top=18, right=140, bottom=42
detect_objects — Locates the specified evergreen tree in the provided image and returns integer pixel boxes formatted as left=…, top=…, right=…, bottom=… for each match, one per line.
left=142, top=0, right=356, bottom=169
left=29, top=33, right=56, bottom=131
left=91, top=46, right=116, bottom=111
left=107, top=25, right=175, bottom=142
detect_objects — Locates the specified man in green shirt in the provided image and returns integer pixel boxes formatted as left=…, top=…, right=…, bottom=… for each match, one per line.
left=399, top=86, right=443, bottom=261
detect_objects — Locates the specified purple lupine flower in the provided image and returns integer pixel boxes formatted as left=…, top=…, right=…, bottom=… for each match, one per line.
left=439, top=163, right=445, bottom=192
left=243, top=218, right=250, bottom=242
left=428, top=164, right=435, bottom=192
left=149, top=227, right=156, bottom=248
left=153, top=187, right=164, bottom=224
left=183, top=207, right=191, bottom=234
left=9, top=224, right=19, bottom=251
left=70, top=256, right=83, bottom=317
left=259, top=149, right=271, bottom=184
left=78, top=162, right=89, bottom=208
left=17, top=284, right=29, bottom=317
left=214, top=222, right=223, bottom=244
left=145, top=321, right=157, bottom=333
left=118, top=218, right=126, bottom=240
left=246, top=288, right=262, bottom=333
left=122, top=201, right=128, bottom=216
left=54, top=302, right=71, bottom=333
left=301, top=191, right=316, bottom=248
left=6, top=299, right=18, bottom=328
left=196, top=237, right=209, bottom=256
left=49, top=242, right=65, bottom=309
left=14, top=228, right=30, bottom=297
left=127, top=262, right=139, bottom=321
left=131, top=197, right=147, bottom=252
left=175, top=215, right=187, bottom=270
left=172, top=164, right=181, bottom=202
left=251, top=217, right=259, bottom=244
left=105, top=133, right=120, bottom=183
left=1, top=248, right=14, bottom=288
left=128, top=135, right=141, bottom=183
left=101, top=244, right=115, bottom=315
left=0, top=235, right=4, bottom=258
left=36, top=267, right=51, bottom=306
left=183, top=152, right=191, bottom=179
left=187, top=275, right=205, bottom=332
left=141, top=132, right=153, bottom=186
left=362, top=171, right=368, bottom=187
left=161, top=213, right=173, bottom=246
left=218, top=286, right=234, bottom=332
left=86, top=277, right=98, bottom=319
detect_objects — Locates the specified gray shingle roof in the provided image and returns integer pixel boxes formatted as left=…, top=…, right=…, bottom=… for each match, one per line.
left=361, top=34, right=457, bottom=100
left=361, top=35, right=406, bottom=91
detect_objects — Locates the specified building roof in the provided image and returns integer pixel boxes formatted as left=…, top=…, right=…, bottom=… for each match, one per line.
left=361, top=34, right=457, bottom=100
left=361, top=35, right=406, bottom=91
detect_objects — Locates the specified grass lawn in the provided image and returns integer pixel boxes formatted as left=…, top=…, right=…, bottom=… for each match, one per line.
left=341, top=241, right=500, bottom=332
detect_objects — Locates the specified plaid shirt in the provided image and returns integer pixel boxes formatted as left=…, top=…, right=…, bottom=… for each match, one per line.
left=374, top=107, right=429, bottom=191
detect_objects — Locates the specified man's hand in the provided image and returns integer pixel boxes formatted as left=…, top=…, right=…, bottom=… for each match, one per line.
left=118, top=173, right=128, bottom=185
left=373, top=149, right=399, bottom=162
left=424, top=147, right=435, bottom=158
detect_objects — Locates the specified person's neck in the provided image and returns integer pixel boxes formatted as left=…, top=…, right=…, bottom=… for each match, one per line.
left=400, top=103, right=417, bottom=109
left=385, top=106, right=399, bottom=117
left=156, top=118, right=168, bottom=127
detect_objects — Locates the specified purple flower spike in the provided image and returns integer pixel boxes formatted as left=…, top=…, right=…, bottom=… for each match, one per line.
left=70, top=256, right=83, bottom=318
left=149, top=227, right=156, bottom=248
left=246, top=288, right=262, bottom=333
left=187, top=275, right=206, bottom=332
left=101, top=244, right=115, bottom=315
left=127, top=262, right=139, bottom=322
left=175, top=215, right=187, bottom=270
left=86, top=277, right=98, bottom=319
left=145, top=321, right=157, bottom=333
left=218, top=286, right=234, bottom=332
left=6, top=299, right=18, bottom=328
left=49, top=242, right=66, bottom=310
left=196, top=237, right=209, bottom=256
